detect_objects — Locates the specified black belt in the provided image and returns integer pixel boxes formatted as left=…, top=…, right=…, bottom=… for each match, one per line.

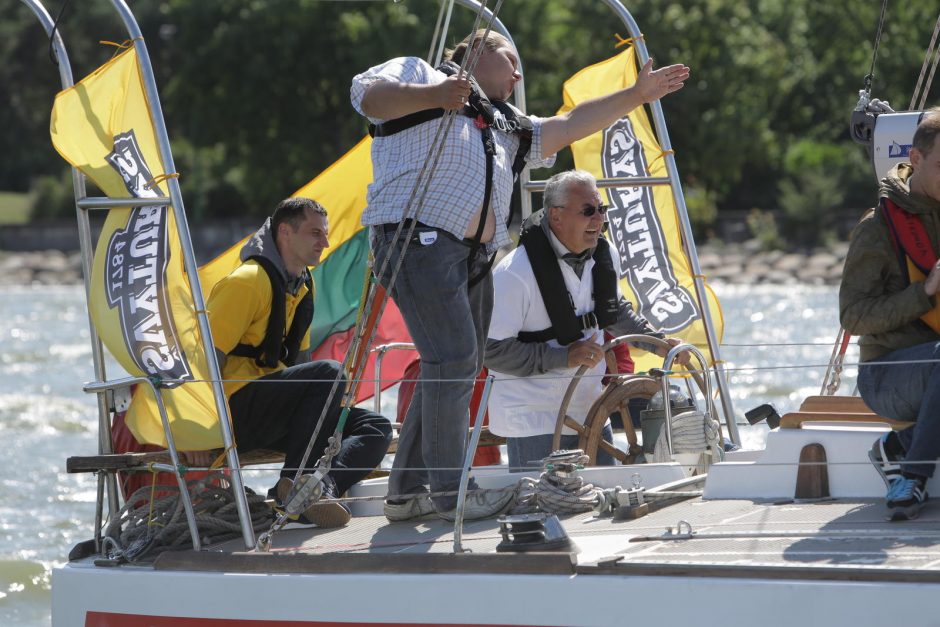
left=379, top=221, right=478, bottom=247
left=380, top=220, right=430, bottom=234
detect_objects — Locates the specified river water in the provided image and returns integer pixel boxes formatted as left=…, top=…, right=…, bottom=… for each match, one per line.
left=0, top=282, right=857, bottom=625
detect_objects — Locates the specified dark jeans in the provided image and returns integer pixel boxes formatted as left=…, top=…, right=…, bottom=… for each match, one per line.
left=858, top=341, right=940, bottom=479
left=229, top=360, right=392, bottom=495
left=507, top=424, right=616, bottom=471
left=609, top=397, right=649, bottom=430
left=371, top=225, right=493, bottom=510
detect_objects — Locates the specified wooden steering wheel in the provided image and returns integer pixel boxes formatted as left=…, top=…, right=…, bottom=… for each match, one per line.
left=552, top=335, right=708, bottom=465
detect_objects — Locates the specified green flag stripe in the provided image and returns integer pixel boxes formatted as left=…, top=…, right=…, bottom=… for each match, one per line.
left=310, top=229, right=368, bottom=347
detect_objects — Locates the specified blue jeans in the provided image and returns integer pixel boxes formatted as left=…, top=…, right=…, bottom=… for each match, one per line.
left=858, top=341, right=940, bottom=478
left=371, top=225, right=493, bottom=510
left=507, top=424, right=615, bottom=471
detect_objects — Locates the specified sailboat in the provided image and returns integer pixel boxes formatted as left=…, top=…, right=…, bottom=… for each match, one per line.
left=20, top=0, right=940, bottom=625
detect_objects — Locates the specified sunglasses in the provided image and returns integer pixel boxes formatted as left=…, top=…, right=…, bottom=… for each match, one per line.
left=560, top=203, right=609, bottom=217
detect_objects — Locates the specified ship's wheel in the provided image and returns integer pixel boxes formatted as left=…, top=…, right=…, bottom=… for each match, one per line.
left=552, top=335, right=708, bottom=465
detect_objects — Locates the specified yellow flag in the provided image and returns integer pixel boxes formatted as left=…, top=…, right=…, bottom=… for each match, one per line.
left=51, top=48, right=223, bottom=449
left=558, top=47, right=724, bottom=372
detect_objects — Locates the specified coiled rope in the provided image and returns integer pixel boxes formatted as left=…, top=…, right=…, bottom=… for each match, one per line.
left=648, top=408, right=721, bottom=471
left=103, top=474, right=272, bottom=562
left=512, top=450, right=606, bottom=515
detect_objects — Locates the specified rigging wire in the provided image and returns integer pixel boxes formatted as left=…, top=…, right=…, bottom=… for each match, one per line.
left=293, top=0, right=496, bottom=481
left=258, top=0, right=508, bottom=549
left=48, top=0, right=72, bottom=66
left=912, top=14, right=940, bottom=111
left=427, top=0, right=457, bottom=67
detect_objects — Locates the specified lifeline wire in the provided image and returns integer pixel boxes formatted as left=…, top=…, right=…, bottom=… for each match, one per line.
left=147, top=352, right=940, bottom=387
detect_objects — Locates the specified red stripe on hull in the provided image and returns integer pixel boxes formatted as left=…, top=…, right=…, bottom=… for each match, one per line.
left=85, top=612, right=546, bottom=627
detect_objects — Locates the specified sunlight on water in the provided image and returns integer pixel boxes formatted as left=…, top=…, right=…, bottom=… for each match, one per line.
left=0, top=287, right=99, bottom=627
left=0, top=282, right=852, bottom=626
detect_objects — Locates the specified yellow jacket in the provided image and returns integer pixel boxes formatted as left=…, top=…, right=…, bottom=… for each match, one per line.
left=207, top=259, right=311, bottom=397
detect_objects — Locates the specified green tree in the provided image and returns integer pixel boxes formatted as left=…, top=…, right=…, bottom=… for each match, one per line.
left=7, top=0, right=940, bottom=227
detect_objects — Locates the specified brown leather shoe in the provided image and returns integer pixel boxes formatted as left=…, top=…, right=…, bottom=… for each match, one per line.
left=276, top=476, right=351, bottom=528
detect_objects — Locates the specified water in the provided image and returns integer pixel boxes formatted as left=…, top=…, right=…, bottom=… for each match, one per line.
left=0, top=282, right=855, bottom=626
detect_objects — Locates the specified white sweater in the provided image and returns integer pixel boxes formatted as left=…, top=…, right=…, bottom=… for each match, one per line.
left=486, top=234, right=623, bottom=437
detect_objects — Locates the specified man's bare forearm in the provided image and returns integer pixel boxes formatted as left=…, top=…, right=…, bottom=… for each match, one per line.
left=540, top=60, right=689, bottom=157
left=541, top=87, right=646, bottom=157
left=361, top=77, right=469, bottom=120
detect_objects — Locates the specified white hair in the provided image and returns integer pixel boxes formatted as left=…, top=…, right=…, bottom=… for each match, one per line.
left=542, top=170, right=597, bottom=210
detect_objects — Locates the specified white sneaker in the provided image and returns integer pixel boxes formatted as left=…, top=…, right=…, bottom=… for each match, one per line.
left=439, top=488, right=514, bottom=522
left=384, top=495, right=436, bottom=522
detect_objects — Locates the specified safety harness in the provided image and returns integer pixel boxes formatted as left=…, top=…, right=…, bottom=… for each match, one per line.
left=369, top=60, right=533, bottom=286
left=880, top=196, right=940, bottom=333
left=229, top=256, right=314, bottom=368
left=516, top=219, right=620, bottom=346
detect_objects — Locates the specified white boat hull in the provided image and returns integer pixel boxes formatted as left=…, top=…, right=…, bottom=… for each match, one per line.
left=53, top=560, right=940, bottom=627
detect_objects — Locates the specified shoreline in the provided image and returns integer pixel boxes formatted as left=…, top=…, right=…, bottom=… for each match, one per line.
left=0, top=240, right=848, bottom=287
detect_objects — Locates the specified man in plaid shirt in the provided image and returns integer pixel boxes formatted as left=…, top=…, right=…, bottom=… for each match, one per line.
left=351, top=29, right=688, bottom=522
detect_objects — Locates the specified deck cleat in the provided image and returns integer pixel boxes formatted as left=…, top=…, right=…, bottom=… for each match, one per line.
left=496, top=512, right=573, bottom=553
left=543, top=449, right=587, bottom=478
left=611, top=476, right=649, bottom=520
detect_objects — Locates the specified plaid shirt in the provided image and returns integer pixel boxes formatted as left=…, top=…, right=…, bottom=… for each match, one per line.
left=351, top=57, right=556, bottom=250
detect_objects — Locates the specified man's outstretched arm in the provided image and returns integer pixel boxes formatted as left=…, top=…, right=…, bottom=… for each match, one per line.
left=540, top=58, right=689, bottom=157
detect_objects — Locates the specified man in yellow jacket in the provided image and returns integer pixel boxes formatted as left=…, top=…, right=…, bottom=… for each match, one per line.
left=207, top=197, right=391, bottom=527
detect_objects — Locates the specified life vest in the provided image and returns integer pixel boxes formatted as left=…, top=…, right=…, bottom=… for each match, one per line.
left=880, top=197, right=940, bottom=334
left=516, top=219, right=620, bottom=346
left=369, top=61, right=534, bottom=287
left=228, top=256, right=314, bottom=368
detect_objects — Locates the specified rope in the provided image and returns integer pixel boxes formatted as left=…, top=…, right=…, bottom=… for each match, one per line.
left=863, top=0, right=889, bottom=95
left=648, top=408, right=721, bottom=471
left=614, top=33, right=644, bottom=49
left=512, top=451, right=606, bottom=515
left=100, top=38, right=145, bottom=62
left=144, top=172, right=180, bottom=191
left=103, top=474, right=272, bottom=563
left=647, top=149, right=674, bottom=172
left=427, top=0, right=456, bottom=67
left=911, top=15, right=940, bottom=110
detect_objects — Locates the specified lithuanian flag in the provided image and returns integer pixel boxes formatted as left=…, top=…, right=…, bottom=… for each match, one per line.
left=199, top=137, right=416, bottom=402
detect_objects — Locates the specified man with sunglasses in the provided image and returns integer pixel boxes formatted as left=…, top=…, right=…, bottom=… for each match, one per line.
left=485, top=170, right=690, bottom=470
